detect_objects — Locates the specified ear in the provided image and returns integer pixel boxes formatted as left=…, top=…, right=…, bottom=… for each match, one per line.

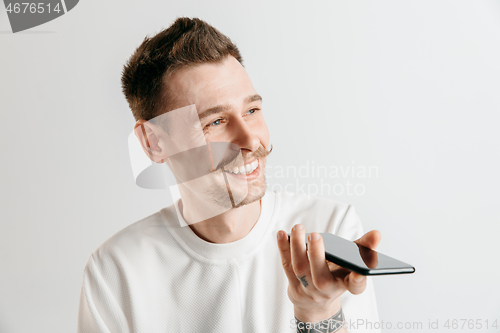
left=134, top=119, right=168, bottom=163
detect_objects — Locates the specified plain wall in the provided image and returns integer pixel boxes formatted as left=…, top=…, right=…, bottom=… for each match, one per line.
left=1, top=1, right=499, bottom=332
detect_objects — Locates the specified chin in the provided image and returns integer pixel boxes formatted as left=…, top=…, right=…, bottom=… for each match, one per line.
left=232, top=178, right=267, bottom=209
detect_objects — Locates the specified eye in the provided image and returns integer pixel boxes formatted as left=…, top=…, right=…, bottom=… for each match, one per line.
left=206, top=118, right=222, bottom=128
left=246, top=108, right=259, bottom=115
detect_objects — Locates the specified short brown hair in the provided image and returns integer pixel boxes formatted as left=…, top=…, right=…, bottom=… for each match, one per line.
left=121, top=17, right=243, bottom=121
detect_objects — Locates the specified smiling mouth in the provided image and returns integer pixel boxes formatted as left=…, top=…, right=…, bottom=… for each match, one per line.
left=222, top=160, right=259, bottom=175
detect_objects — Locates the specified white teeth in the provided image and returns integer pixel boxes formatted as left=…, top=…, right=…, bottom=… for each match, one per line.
left=224, top=160, right=259, bottom=175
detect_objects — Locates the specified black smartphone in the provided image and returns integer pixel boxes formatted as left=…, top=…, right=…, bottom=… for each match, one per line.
left=289, top=232, right=415, bottom=276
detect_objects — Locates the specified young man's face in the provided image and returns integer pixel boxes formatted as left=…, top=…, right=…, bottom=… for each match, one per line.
left=166, top=55, right=271, bottom=208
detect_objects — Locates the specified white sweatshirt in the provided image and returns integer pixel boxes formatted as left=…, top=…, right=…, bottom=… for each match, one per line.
left=78, top=191, right=380, bottom=332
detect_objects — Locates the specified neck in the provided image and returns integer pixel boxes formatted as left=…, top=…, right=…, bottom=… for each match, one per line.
left=180, top=197, right=262, bottom=244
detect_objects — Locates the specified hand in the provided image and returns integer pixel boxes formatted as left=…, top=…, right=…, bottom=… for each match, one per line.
left=276, top=224, right=381, bottom=322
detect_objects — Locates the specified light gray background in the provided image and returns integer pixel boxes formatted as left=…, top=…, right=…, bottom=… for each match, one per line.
left=1, top=1, right=499, bottom=332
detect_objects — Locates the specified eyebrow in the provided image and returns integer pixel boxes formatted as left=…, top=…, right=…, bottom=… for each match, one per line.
left=198, top=94, right=263, bottom=122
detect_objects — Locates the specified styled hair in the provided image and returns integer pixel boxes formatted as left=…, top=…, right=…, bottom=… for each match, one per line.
left=121, top=17, right=243, bottom=121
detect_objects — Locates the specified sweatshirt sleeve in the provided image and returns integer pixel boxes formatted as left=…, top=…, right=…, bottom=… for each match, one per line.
left=77, top=254, right=131, bottom=333
left=337, top=205, right=381, bottom=333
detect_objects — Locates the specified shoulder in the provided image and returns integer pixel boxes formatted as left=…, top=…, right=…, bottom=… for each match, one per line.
left=88, top=204, right=178, bottom=269
left=275, top=190, right=350, bottom=214
left=271, top=190, right=363, bottom=240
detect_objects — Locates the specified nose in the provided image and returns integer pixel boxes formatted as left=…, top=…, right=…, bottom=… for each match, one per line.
left=229, top=115, right=260, bottom=154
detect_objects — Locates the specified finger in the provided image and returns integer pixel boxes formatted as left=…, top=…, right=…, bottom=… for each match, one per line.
left=307, top=233, right=334, bottom=292
left=354, top=230, right=382, bottom=251
left=344, top=271, right=367, bottom=295
left=290, top=224, right=311, bottom=288
left=276, top=230, right=300, bottom=288
left=357, top=244, right=379, bottom=268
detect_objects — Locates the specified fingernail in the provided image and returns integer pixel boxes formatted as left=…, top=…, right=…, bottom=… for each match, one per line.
left=310, top=233, right=320, bottom=241
left=353, top=274, right=364, bottom=283
left=293, top=224, right=304, bottom=231
left=277, top=231, right=283, bottom=240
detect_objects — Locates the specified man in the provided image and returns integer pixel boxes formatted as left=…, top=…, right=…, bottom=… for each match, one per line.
left=78, top=17, right=381, bottom=332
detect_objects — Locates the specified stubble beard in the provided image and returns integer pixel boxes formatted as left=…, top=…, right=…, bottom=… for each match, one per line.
left=204, top=157, right=268, bottom=210
left=232, top=164, right=267, bottom=209
left=203, top=143, right=272, bottom=210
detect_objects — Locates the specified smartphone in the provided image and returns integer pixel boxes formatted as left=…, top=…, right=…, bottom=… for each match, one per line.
left=289, top=233, right=415, bottom=276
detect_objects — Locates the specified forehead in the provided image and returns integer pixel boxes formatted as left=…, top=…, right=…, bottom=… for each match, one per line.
left=167, top=56, right=257, bottom=112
